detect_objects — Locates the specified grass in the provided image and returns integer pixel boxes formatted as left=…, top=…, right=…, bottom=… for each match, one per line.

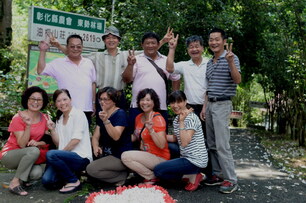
left=254, top=130, right=306, bottom=180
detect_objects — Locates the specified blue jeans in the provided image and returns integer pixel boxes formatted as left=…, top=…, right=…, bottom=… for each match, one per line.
left=42, top=150, right=89, bottom=188
left=154, top=158, right=201, bottom=180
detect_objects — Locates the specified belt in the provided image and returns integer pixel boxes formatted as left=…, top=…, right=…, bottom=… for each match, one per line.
left=208, top=96, right=231, bottom=102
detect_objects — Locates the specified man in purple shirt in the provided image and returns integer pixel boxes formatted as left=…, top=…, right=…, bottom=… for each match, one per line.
left=37, top=34, right=96, bottom=124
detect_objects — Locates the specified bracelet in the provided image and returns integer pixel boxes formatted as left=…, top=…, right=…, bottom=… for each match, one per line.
left=179, top=128, right=186, bottom=130
left=103, top=120, right=111, bottom=125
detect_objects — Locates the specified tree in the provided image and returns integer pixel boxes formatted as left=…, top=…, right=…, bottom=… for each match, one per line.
left=0, top=0, right=12, bottom=73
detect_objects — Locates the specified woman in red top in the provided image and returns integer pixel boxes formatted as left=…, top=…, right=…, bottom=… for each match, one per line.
left=0, top=86, right=50, bottom=196
left=121, top=88, right=170, bottom=185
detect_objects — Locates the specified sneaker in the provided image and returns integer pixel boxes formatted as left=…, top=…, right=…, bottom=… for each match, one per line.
left=204, top=175, right=223, bottom=186
left=219, top=180, right=238, bottom=194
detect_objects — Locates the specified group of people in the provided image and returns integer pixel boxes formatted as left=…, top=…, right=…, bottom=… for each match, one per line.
left=0, top=26, right=241, bottom=196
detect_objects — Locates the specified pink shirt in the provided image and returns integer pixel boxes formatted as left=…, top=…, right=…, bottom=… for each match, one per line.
left=0, top=113, right=48, bottom=160
left=40, top=56, right=96, bottom=111
left=131, top=53, right=180, bottom=110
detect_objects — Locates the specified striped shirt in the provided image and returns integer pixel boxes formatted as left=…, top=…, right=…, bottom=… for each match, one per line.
left=173, top=112, right=208, bottom=168
left=84, top=49, right=129, bottom=90
left=206, top=50, right=241, bottom=98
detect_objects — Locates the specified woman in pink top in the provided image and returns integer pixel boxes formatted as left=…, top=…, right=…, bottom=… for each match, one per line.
left=0, top=86, right=50, bottom=196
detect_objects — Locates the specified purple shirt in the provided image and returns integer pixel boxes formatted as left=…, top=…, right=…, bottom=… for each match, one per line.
left=131, top=53, right=180, bottom=110
left=40, top=56, right=96, bottom=111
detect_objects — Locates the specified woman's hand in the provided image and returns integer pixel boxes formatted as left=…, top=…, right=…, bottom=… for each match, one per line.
left=179, top=108, right=193, bottom=122
left=144, top=111, right=154, bottom=133
left=44, top=114, right=56, bottom=130
left=18, top=111, right=32, bottom=126
left=93, top=146, right=103, bottom=157
left=27, top=139, right=39, bottom=147
left=98, top=110, right=109, bottom=122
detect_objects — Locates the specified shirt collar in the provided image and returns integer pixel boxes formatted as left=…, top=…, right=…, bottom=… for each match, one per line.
left=143, top=51, right=163, bottom=60
left=188, top=57, right=208, bottom=66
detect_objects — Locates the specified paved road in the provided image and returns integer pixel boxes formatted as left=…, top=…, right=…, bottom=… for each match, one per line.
left=0, top=129, right=305, bottom=203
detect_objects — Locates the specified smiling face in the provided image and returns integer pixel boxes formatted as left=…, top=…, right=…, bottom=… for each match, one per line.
left=170, top=100, right=187, bottom=115
left=142, top=38, right=159, bottom=59
left=187, top=41, right=204, bottom=60
left=139, top=94, right=154, bottom=113
left=27, top=92, right=44, bottom=112
left=99, top=92, right=115, bottom=111
left=55, top=92, right=72, bottom=113
left=208, top=32, right=226, bottom=54
left=67, top=38, right=83, bottom=59
left=104, top=34, right=120, bottom=50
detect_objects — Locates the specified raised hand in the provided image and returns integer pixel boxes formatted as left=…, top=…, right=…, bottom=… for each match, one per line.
left=98, top=110, right=108, bottom=123
left=49, top=32, right=60, bottom=48
left=38, top=40, right=50, bottom=52
left=18, top=111, right=32, bottom=126
left=144, top=111, right=154, bottom=133
left=225, top=39, right=234, bottom=63
left=127, top=49, right=136, bottom=66
left=162, top=27, right=174, bottom=43
left=43, top=114, right=56, bottom=130
left=179, top=108, right=193, bottom=122
left=169, top=34, right=179, bottom=49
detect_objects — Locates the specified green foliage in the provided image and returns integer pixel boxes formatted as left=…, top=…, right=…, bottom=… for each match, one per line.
left=5, top=0, right=305, bottom=145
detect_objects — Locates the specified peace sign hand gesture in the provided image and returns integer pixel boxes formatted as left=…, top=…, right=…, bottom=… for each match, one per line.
left=43, top=114, right=56, bottom=131
left=225, top=37, right=234, bottom=63
left=127, top=49, right=136, bottom=66
left=162, top=27, right=174, bottom=44
left=169, top=34, right=179, bottom=49
left=179, top=108, right=193, bottom=122
left=144, top=111, right=154, bottom=133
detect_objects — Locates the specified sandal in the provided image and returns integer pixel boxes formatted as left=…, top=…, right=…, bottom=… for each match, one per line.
left=9, top=185, right=28, bottom=196
left=59, top=183, right=82, bottom=194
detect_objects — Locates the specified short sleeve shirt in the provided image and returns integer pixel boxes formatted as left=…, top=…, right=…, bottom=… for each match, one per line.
left=173, top=112, right=208, bottom=168
left=134, top=112, right=170, bottom=160
left=131, top=53, right=180, bottom=110
left=173, top=57, right=208, bottom=105
left=0, top=113, right=48, bottom=159
left=97, top=109, right=132, bottom=158
left=40, top=56, right=96, bottom=111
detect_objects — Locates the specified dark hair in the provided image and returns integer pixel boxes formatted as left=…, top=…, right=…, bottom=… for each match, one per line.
left=209, top=28, right=226, bottom=40
left=66, top=34, right=83, bottom=45
left=141, top=32, right=160, bottom=44
left=97, top=86, right=121, bottom=107
left=52, top=89, right=72, bottom=121
left=186, top=35, right=204, bottom=47
left=136, top=88, right=161, bottom=112
left=21, top=86, right=49, bottom=110
left=168, top=90, right=187, bottom=104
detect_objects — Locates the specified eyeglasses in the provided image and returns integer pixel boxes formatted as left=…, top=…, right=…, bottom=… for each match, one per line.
left=99, top=98, right=111, bottom=103
left=28, top=97, right=43, bottom=103
left=68, top=45, right=82, bottom=49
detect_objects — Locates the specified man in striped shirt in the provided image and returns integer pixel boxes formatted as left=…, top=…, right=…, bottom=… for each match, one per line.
left=200, top=28, right=241, bottom=194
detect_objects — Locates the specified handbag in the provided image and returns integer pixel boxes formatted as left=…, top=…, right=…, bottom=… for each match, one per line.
left=35, top=144, right=49, bottom=164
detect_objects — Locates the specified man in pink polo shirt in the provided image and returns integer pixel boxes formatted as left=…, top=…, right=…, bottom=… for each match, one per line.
left=122, top=32, right=180, bottom=134
left=37, top=34, right=96, bottom=124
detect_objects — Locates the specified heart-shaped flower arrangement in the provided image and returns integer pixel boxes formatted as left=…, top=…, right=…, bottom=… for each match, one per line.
left=86, top=184, right=176, bottom=203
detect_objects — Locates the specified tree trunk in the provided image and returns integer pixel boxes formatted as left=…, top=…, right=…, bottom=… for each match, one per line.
left=0, top=0, right=12, bottom=73
left=0, top=0, right=12, bottom=47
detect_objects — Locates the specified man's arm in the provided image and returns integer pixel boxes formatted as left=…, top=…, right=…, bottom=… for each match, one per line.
left=229, top=61, right=241, bottom=84
left=166, top=34, right=179, bottom=73
left=37, top=41, right=49, bottom=75
left=92, top=82, right=96, bottom=114
left=172, top=80, right=180, bottom=91
left=50, top=35, right=68, bottom=55
left=122, top=50, right=136, bottom=83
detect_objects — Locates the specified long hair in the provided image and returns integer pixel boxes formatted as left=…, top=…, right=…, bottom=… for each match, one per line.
left=52, top=89, right=71, bottom=121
